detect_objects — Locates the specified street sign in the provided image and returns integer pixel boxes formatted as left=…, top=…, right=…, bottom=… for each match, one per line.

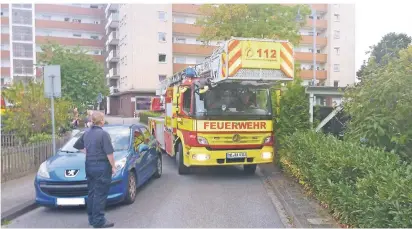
left=97, top=92, right=103, bottom=103
left=44, top=65, right=61, bottom=98
left=43, top=65, right=61, bottom=156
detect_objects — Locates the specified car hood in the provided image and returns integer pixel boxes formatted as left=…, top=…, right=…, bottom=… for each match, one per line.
left=44, top=150, right=129, bottom=181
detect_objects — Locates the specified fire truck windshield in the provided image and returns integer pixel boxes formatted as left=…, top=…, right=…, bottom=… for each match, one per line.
left=193, top=84, right=272, bottom=118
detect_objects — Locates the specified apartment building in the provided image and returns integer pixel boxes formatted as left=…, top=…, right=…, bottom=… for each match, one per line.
left=106, top=3, right=355, bottom=117
left=0, top=3, right=106, bottom=86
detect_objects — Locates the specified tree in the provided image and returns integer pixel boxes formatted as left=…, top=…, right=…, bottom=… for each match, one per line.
left=38, top=42, right=108, bottom=110
left=357, top=32, right=411, bottom=80
left=344, top=46, right=412, bottom=161
left=2, top=81, right=73, bottom=141
left=196, top=4, right=311, bottom=45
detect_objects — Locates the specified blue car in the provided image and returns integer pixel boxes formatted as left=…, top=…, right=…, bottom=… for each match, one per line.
left=34, top=124, right=162, bottom=207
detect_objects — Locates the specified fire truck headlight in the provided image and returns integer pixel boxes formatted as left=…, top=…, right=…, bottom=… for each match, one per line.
left=197, top=136, right=209, bottom=145
left=192, top=154, right=210, bottom=161
left=261, top=152, right=273, bottom=159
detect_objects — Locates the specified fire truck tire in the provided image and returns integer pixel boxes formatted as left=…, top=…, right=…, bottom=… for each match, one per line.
left=176, top=143, right=190, bottom=175
left=243, top=164, right=257, bottom=175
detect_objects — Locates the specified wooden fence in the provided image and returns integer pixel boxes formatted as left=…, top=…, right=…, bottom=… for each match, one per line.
left=1, top=134, right=72, bottom=183
left=1, top=133, right=22, bottom=147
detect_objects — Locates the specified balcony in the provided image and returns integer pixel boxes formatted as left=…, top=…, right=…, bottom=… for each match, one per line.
left=173, top=63, right=192, bottom=73
left=311, top=4, right=328, bottom=13
left=300, top=35, right=327, bottom=47
left=304, top=18, right=327, bottom=30
left=1, top=67, right=10, bottom=76
left=106, top=68, right=119, bottom=79
left=1, top=16, right=8, bottom=25
left=36, top=4, right=104, bottom=17
left=299, top=70, right=327, bottom=80
left=106, top=50, right=119, bottom=62
left=13, top=66, right=34, bottom=76
left=173, top=23, right=202, bottom=36
left=172, top=4, right=201, bottom=15
left=36, top=20, right=104, bottom=32
left=105, top=13, right=119, bottom=30
left=295, top=52, right=327, bottom=63
left=105, top=4, right=119, bottom=16
left=36, top=36, right=104, bottom=47
left=106, top=31, right=119, bottom=46
left=1, top=50, right=10, bottom=59
left=173, top=43, right=216, bottom=56
left=109, top=86, right=119, bottom=95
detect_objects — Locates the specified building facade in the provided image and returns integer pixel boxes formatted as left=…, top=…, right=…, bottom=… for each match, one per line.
left=1, top=3, right=106, bottom=86
left=105, top=3, right=355, bottom=116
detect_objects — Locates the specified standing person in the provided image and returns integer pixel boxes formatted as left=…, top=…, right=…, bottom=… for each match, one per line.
left=73, top=111, right=116, bottom=228
left=72, top=107, right=79, bottom=128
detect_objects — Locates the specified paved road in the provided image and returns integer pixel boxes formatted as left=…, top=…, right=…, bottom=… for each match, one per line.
left=6, top=116, right=285, bottom=228
left=7, top=155, right=285, bottom=228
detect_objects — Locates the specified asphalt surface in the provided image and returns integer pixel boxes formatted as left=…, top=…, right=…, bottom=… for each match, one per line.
left=6, top=155, right=285, bottom=228
left=6, top=116, right=285, bottom=228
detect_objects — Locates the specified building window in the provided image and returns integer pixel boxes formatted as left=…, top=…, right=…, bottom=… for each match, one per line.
left=334, top=30, right=340, bottom=39
left=174, top=37, right=186, bottom=44
left=159, top=75, right=166, bottom=82
left=72, top=18, right=81, bottom=23
left=334, top=80, right=339, bottom=87
left=334, top=64, right=340, bottom=72
left=174, top=56, right=186, bottom=64
left=334, top=13, right=340, bottom=22
left=90, top=35, right=99, bottom=40
left=158, top=54, right=166, bottom=63
left=73, top=33, right=81, bottom=37
left=41, top=15, right=51, bottom=20
left=64, top=17, right=70, bottom=22
left=174, top=17, right=186, bottom=24
left=90, top=4, right=98, bottom=9
left=334, top=47, right=340, bottom=55
left=158, top=32, right=166, bottom=42
left=158, top=11, right=166, bottom=21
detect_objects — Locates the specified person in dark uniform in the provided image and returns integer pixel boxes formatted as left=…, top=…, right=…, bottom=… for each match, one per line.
left=73, top=111, right=115, bottom=228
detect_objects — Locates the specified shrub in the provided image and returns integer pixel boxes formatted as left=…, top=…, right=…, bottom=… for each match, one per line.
left=28, top=133, right=53, bottom=143
left=138, top=111, right=163, bottom=125
left=279, top=130, right=412, bottom=228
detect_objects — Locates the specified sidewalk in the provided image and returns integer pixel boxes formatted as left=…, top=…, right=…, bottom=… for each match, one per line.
left=1, top=173, right=38, bottom=223
left=259, top=163, right=340, bottom=228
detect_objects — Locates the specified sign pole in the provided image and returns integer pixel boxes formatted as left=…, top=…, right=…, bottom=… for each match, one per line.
left=50, top=75, right=56, bottom=154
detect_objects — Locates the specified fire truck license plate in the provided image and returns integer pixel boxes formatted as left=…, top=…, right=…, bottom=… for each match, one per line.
left=226, top=152, right=247, bottom=159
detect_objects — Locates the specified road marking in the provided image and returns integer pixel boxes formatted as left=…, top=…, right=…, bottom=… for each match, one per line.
left=257, top=167, right=295, bottom=228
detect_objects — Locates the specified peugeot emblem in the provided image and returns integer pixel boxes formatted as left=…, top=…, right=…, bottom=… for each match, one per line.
left=65, top=169, right=79, bottom=178
left=232, top=134, right=241, bottom=142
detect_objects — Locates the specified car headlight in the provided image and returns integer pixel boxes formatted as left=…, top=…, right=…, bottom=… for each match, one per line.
left=115, top=157, right=127, bottom=171
left=37, top=162, right=50, bottom=178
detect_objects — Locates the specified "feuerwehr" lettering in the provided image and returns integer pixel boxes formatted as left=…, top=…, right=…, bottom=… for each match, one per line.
left=203, top=121, right=267, bottom=130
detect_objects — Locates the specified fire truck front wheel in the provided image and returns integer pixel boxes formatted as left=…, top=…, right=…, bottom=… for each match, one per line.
left=243, top=164, right=257, bottom=175
left=176, top=143, right=190, bottom=175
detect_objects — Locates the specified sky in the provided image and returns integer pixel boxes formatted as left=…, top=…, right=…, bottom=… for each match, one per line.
left=355, top=1, right=412, bottom=70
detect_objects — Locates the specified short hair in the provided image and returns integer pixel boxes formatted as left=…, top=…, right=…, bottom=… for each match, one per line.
left=91, top=111, right=105, bottom=125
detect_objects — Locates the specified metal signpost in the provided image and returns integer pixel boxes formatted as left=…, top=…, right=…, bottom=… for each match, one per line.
left=44, top=65, right=61, bottom=155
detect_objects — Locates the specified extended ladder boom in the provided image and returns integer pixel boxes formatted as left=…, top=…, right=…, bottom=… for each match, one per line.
left=157, top=37, right=295, bottom=95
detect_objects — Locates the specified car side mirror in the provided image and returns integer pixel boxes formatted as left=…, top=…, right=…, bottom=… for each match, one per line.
left=138, top=144, right=149, bottom=153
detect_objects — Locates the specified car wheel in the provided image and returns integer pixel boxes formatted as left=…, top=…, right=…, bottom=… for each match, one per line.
left=243, top=164, right=257, bottom=175
left=153, top=154, right=162, bottom=178
left=124, top=171, right=137, bottom=205
left=176, top=143, right=190, bottom=175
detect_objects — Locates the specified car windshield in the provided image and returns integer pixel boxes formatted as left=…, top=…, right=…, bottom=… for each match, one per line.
left=194, top=85, right=271, bottom=117
left=60, top=126, right=131, bottom=153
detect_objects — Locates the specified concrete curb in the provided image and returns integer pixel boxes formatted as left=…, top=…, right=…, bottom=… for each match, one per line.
left=257, top=166, right=301, bottom=228
left=1, top=200, right=38, bottom=224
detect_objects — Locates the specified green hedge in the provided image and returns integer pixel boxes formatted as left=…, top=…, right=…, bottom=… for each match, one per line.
left=279, top=131, right=412, bottom=228
left=138, top=111, right=163, bottom=125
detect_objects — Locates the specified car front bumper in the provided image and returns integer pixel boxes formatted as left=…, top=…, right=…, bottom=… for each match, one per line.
left=34, top=177, right=127, bottom=207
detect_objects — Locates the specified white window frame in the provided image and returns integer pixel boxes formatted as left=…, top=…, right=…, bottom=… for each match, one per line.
left=334, top=64, right=340, bottom=72
left=334, top=47, right=340, bottom=55
left=174, top=37, right=186, bottom=44
left=174, top=56, right=186, bottom=64
left=158, top=11, right=167, bottom=21
left=334, top=13, right=340, bottom=22
left=334, top=30, right=340, bottom=39
left=158, top=53, right=167, bottom=63
left=158, top=32, right=166, bottom=42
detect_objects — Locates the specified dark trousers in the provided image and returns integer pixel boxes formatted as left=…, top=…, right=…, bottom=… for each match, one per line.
left=86, top=160, right=112, bottom=227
